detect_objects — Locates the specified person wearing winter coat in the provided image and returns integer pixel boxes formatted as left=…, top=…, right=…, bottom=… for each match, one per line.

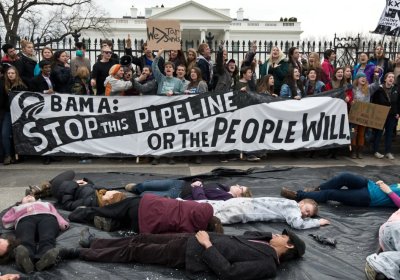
left=104, top=64, right=133, bottom=96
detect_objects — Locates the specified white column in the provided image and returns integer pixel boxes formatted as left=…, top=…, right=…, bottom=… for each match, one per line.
left=224, top=29, right=230, bottom=41
left=200, top=29, right=206, bottom=43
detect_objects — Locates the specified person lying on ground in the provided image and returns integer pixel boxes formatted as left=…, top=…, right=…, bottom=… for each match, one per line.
left=124, top=178, right=252, bottom=200
left=0, top=195, right=69, bottom=274
left=200, top=196, right=330, bottom=229
left=25, top=170, right=126, bottom=211
left=66, top=227, right=305, bottom=280
left=365, top=208, right=400, bottom=280
left=68, top=193, right=223, bottom=234
left=280, top=172, right=400, bottom=208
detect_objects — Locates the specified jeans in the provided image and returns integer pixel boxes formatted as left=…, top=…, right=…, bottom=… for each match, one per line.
left=1, top=112, right=12, bottom=157
left=16, top=214, right=59, bottom=260
left=297, top=172, right=371, bottom=206
left=136, top=179, right=185, bottom=198
left=373, top=115, right=398, bottom=154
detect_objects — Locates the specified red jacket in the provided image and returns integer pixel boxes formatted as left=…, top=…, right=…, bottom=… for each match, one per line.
left=138, top=194, right=213, bottom=234
left=321, top=59, right=334, bottom=84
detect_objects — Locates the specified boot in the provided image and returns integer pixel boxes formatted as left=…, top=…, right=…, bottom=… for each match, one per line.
left=79, top=227, right=96, bottom=248
left=35, top=248, right=60, bottom=271
left=357, top=146, right=364, bottom=159
left=350, top=145, right=357, bottom=159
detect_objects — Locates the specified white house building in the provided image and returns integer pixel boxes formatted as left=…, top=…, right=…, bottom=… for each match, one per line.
left=82, top=1, right=302, bottom=49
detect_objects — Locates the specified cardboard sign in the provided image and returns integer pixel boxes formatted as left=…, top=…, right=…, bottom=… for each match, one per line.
left=349, top=102, right=390, bottom=130
left=146, top=20, right=181, bottom=50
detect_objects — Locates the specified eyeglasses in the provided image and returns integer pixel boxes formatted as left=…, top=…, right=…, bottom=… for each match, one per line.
left=103, top=51, right=112, bottom=55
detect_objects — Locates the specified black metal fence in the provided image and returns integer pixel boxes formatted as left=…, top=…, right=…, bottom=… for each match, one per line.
left=1, top=34, right=400, bottom=69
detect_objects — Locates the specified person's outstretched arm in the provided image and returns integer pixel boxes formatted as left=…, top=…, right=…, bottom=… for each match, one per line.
left=376, top=180, right=400, bottom=208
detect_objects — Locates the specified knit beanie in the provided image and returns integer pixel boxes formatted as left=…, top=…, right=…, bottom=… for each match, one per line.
left=354, top=72, right=367, bottom=80
left=109, top=64, right=121, bottom=76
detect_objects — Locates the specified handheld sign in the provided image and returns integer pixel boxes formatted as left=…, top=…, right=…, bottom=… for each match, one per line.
left=349, top=102, right=390, bottom=130
left=146, top=20, right=181, bottom=50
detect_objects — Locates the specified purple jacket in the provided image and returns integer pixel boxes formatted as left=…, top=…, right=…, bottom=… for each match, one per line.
left=181, top=182, right=234, bottom=201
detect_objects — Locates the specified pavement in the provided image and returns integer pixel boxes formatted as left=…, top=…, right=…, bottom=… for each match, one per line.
left=1, top=146, right=400, bottom=212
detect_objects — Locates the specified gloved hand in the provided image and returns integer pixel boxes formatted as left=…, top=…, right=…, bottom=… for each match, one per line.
left=309, top=234, right=337, bottom=247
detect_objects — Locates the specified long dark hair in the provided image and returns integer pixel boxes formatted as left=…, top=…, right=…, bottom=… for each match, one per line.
left=257, top=74, right=274, bottom=94
left=0, top=235, right=20, bottom=264
left=284, top=67, right=304, bottom=98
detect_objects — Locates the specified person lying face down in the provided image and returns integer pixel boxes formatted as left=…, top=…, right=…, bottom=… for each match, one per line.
left=201, top=196, right=330, bottom=229
left=70, top=227, right=306, bottom=280
left=25, top=170, right=127, bottom=211
left=0, top=195, right=69, bottom=274
left=124, top=178, right=252, bottom=201
left=281, top=172, right=400, bottom=208
left=69, top=194, right=224, bottom=234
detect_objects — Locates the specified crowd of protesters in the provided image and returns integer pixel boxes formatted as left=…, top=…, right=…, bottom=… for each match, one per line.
left=0, top=38, right=399, bottom=165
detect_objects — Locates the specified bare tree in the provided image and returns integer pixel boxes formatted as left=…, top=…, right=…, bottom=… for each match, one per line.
left=0, top=0, right=110, bottom=46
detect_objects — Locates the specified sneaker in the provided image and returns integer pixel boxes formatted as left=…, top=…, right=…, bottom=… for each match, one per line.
left=124, top=183, right=137, bottom=193
left=36, top=247, right=60, bottom=271
left=79, top=227, right=96, bottom=248
left=374, top=152, right=384, bottom=159
left=246, top=155, right=261, bottom=162
left=14, top=245, right=34, bottom=274
left=385, top=153, right=395, bottom=160
left=94, top=216, right=113, bottom=232
left=167, top=158, right=176, bottom=165
left=151, top=158, right=159, bottom=165
left=280, top=187, right=298, bottom=200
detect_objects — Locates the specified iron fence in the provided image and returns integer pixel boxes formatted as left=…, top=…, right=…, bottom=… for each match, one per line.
left=1, top=34, right=400, bottom=71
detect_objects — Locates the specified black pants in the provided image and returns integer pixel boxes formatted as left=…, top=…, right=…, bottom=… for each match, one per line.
left=69, top=197, right=141, bottom=232
left=80, top=233, right=189, bottom=268
left=16, top=214, right=59, bottom=260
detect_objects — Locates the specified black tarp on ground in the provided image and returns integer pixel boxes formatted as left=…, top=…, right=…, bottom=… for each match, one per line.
left=0, top=165, right=398, bottom=280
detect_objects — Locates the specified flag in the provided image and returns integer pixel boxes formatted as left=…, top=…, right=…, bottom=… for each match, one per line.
left=372, top=0, right=400, bottom=36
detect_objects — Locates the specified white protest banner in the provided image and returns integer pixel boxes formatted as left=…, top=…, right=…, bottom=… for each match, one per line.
left=10, top=91, right=351, bottom=157
left=146, top=20, right=181, bottom=50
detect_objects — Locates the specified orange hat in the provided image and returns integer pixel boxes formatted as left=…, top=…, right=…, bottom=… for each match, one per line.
left=109, top=64, right=121, bottom=76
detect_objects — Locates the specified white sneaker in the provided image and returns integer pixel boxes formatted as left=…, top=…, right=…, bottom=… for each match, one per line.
left=374, top=152, right=384, bottom=159
left=385, top=153, right=395, bottom=160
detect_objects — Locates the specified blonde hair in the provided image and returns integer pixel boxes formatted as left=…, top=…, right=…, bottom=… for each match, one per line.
left=353, top=77, right=369, bottom=95
left=242, top=188, right=253, bottom=198
left=20, top=39, right=33, bottom=51
left=301, top=198, right=318, bottom=216
left=76, top=66, right=90, bottom=79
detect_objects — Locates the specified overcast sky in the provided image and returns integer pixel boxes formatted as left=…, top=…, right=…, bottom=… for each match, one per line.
left=95, top=0, right=386, bottom=40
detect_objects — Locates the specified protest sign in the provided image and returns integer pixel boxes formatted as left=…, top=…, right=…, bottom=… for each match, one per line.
left=146, top=20, right=181, bottom=50
left=349, top=102, right=390, bottom=129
